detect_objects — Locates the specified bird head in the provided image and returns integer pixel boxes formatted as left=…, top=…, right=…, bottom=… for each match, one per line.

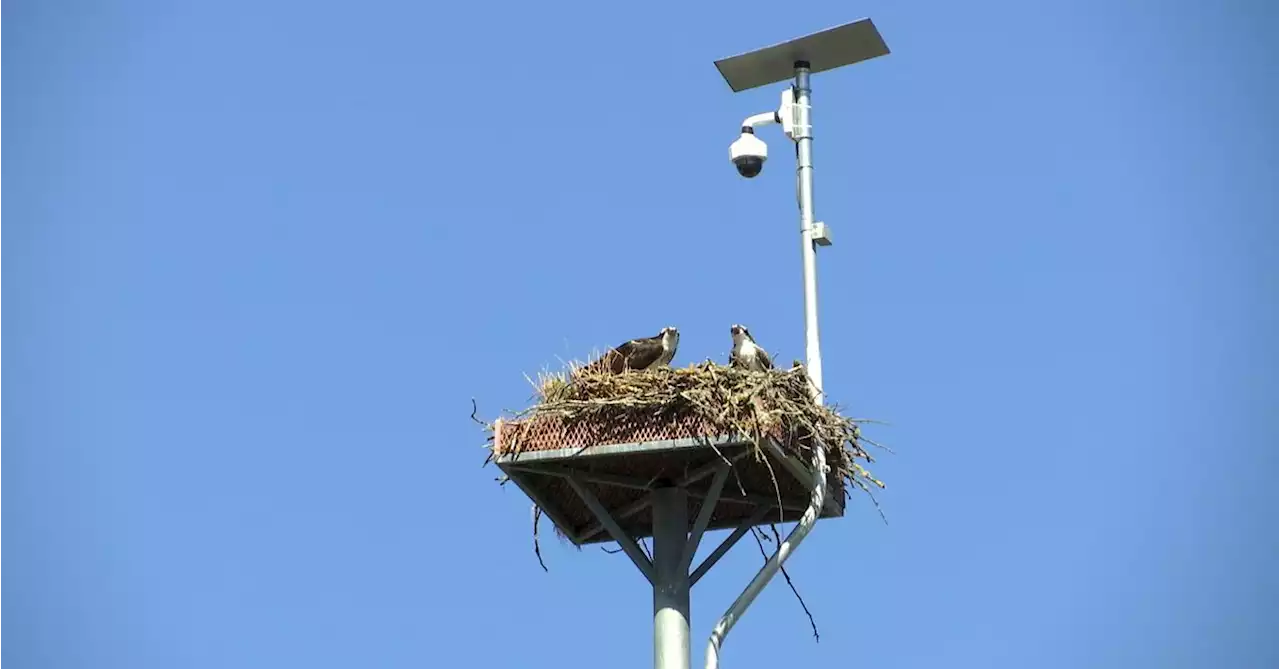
left=659, top=326, right=679, bottom=345
left=730, top=324, right=753, bottom=343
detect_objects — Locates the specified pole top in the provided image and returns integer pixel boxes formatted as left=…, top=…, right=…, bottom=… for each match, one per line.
left=713, top=18, right=889, bottom=93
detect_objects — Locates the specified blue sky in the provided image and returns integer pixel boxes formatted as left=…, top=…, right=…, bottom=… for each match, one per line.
left=4, top=0, right=1276, bottom=667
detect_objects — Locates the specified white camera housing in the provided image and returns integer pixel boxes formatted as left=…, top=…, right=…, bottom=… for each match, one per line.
left=779, top=87, right=796, bottom=138
left=729, top=130, right=768, bottom=178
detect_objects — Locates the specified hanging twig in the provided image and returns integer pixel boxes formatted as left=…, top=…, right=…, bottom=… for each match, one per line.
left=531, top=504, right=549, bottom=572
left=750, top=526, right=819, bottom=642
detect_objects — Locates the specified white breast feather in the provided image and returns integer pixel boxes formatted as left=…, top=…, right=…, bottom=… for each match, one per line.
left=652, top=333, right=678, bottom=368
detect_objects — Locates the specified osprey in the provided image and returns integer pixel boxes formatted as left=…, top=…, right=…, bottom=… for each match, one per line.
left=583, top=327, right=680, bottom=374
left=729, top=324, right=773, bottom=371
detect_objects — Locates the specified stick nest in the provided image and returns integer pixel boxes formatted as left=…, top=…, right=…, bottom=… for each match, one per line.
left=490, top=360, right=886, bottom=503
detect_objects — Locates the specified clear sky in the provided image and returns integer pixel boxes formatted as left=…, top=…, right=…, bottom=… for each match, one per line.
left=5, top=0, right=1276, bottom=667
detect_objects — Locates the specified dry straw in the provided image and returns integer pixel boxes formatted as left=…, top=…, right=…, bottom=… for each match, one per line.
left=487, top=360, right=886, bottom=508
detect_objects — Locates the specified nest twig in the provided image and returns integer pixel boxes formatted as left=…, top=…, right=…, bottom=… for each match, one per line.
left=753, top=525, right=819, bottom=642
left=493, top=360, right=886, bottom=503
left=531, top=504, right=548, bottom=572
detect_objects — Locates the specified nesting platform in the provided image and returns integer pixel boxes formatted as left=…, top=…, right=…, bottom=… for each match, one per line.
left=493, top=412, right=845, bottom=546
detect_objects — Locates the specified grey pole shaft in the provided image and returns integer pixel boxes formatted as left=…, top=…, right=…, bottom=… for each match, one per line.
left=652, top=487, right=691, bottom=669
left=794, top=63, right=824, bottom=405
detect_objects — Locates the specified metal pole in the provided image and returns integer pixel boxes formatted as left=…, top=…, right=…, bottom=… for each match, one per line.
left=700, top=62, right=832, bottom=669
left=703, top=445, right=828, bottom=669
left=653, top=487, right=691, bottom=669
left=793, top=61, right=824, bottom=405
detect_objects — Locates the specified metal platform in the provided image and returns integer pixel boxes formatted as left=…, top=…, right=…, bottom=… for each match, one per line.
left=493, top=414, right=845, bottom=549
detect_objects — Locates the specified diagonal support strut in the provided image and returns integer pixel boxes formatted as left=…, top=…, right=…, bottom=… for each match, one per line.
left=681, top=463, right=730, bottom=572
left=577, top=448, right=753, bottom=542
left=689, top=504, right=773, bottom=587
left=566, top=475, right=655, bottom=583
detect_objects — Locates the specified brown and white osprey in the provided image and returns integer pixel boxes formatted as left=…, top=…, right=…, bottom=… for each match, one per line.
left=582, top=327, right=680, bottom=374
left=729, top=324, right=773, bottom=371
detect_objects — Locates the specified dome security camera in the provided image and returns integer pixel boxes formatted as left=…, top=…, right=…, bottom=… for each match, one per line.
left=729, top=128, right=768, bottom=178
